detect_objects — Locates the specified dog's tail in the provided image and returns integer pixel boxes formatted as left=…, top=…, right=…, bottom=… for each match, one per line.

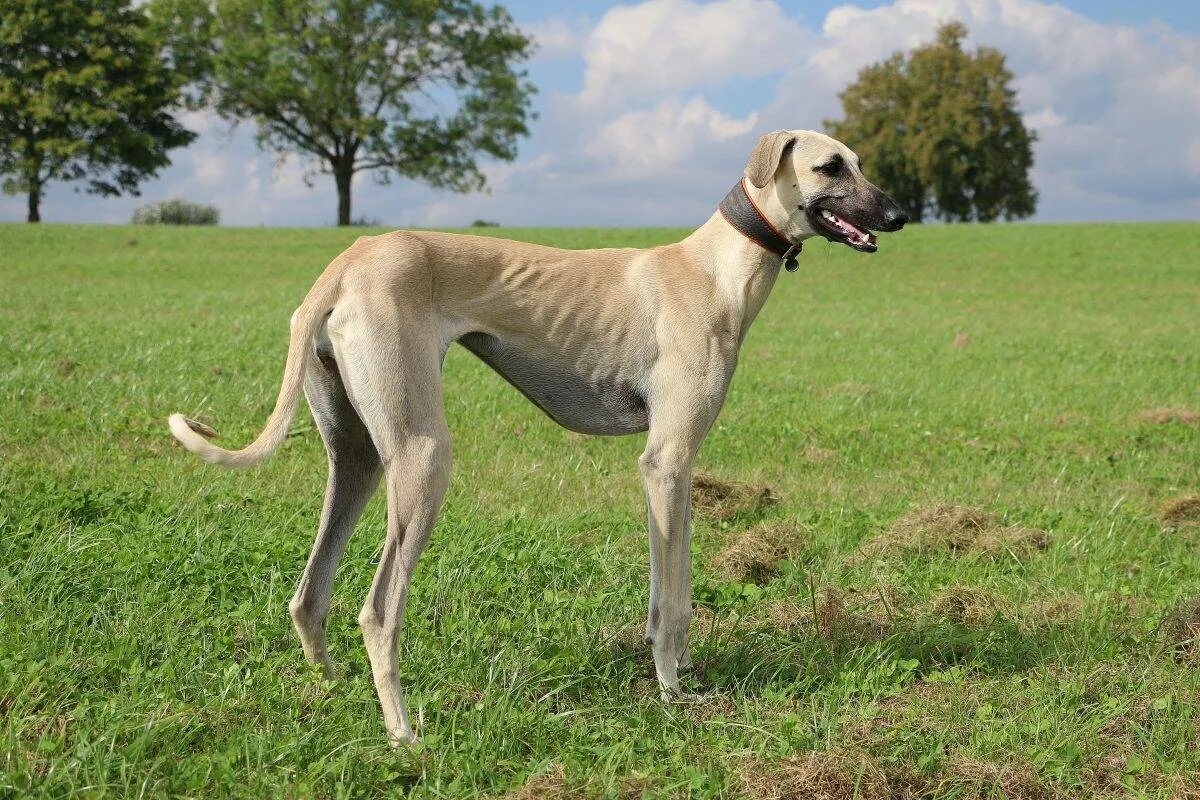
left=167, top=274, right=340, bottom=469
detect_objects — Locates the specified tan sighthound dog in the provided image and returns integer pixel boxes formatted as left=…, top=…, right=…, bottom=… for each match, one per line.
left=168, top=129, right=907, bottom=745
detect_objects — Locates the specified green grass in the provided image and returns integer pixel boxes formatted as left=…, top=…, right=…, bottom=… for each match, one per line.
left=1, top=220, right=1198, bottom=798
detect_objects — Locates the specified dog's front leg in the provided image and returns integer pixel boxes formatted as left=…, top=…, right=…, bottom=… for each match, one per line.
left=639, top=408, right=713, bottom=700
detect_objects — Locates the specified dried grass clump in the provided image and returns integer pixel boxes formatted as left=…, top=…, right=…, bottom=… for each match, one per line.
left=497, top=765, right=652, bottom=800
left=931, top=586, right=1012, bottom=627
left=936, top=756, right=1052, bottom=800
left=758, top=587, right=903, bottom=642
left=1026, top=591, right=1087, bottom=626
left=894, top=505, right=991, bottom=547
left=859, top=505, right=1049, bottom=560
left=1135, top=407, right=1200, bottom=425
left=680, top=692, right=738, bottom=721
left=1160, top=495, right=1200, bottom=528
left=691, top=472, right=779, bottom=523
left=501, top=764, right=570, bottom=800
left=997, top=526, right=1052, bottom=553
left=742, top=750, right=1054, bottom=800
left=763, top=600, right=807, bottom=633
left=741, top=747, right=1055, bottom=800
left=1159, top=596, right=1200, bottom=662
left=709, top=522, right=806, bottom=582
left=814, top=587, right=895, bottom=643
left=1166, top=773, right=1200, bottom=800
left=739, top=749, right=891, bottom=800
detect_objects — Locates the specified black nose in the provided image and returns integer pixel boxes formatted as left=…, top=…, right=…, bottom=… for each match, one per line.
left=883, top=207, right=908, bottom=231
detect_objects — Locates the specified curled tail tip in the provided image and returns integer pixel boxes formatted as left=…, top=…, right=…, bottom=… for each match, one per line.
left=172, top=414, right=219, bottom=439
left=167, top=412, right=273, bottom=469
left=168, top=414, right=225, bottom=462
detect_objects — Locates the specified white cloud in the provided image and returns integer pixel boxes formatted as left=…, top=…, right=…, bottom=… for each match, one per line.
left=586, top=97, right=758, bottom=175
left=577, top=0, right=807, bottom=108
left=525, top=15, right=590, bottom=61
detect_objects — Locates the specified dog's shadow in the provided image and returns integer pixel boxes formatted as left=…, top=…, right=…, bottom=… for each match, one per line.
left=583, top=609, right=1095, bottom=705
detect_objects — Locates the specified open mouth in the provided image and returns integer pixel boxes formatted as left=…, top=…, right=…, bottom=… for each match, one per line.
left=811, top=206, right=878, bottom=253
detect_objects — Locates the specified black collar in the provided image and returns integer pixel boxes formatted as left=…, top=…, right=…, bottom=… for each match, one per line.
left=717, top=177, right=802, bottom=271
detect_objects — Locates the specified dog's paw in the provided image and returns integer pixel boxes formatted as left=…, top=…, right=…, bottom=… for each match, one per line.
left=387, top=728, right=419, bottom=748
left=658, top=686, right=704, bottom=704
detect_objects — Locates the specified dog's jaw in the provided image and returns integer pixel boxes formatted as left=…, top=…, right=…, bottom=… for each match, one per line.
left=812, top=207, right=879, bottom=252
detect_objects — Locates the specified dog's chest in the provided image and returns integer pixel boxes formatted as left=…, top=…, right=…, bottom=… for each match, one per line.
left=458, top=332, right=649, bottom=435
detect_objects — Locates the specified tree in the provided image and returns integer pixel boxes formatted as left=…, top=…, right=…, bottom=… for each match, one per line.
left=160, top=0, right=536, bottom=226
left=0, top=0, right=196, bottom=222
left=826, top=22, right=1037, bottom=223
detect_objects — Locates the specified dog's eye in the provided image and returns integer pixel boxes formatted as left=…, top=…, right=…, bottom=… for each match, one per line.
left=816, top=157, right=842, bottom=176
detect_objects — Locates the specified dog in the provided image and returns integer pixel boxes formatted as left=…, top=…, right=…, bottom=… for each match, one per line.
left=168, top=129, right=907, bottom=745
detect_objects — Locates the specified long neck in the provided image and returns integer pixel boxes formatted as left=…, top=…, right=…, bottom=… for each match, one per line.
left=679, top=209, right=786, bottom=343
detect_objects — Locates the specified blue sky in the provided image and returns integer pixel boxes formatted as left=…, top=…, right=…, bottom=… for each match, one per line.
left=5, top=0, right=1200, bottom=226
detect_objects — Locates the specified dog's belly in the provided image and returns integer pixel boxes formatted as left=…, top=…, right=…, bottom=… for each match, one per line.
left=458, top=332, right=649, bottom=436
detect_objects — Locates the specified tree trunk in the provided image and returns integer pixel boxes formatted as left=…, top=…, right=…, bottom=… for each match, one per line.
left=335, top=163, right=353, bottom=226
left=27, top=183, right=41, bottom=223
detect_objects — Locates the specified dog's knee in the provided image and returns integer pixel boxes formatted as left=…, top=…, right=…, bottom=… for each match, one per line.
left=637, top=448, right=687, bottom=486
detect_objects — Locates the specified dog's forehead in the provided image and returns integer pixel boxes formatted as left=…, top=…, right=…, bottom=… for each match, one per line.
left=789, top=130, right=857, bottom=163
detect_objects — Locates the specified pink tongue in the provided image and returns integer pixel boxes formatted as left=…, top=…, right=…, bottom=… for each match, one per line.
left=835, top=212, right=867, bottom=237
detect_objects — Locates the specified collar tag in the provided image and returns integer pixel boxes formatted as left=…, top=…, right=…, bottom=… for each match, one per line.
left=782, top=243, right=802, bottom=272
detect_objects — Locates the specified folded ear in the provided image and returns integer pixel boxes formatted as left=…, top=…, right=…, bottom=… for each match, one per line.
left=745, top=130, right=797, bottom=189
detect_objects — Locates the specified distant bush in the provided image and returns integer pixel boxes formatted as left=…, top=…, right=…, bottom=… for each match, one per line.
left=349, top=215, right=382, bottom=227
left=132, top=199, right=219, bottom=226
left=471, top=219, right=499, bottom=227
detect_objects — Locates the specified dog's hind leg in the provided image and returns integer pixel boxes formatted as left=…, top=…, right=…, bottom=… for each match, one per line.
left=331, top=303, right=451, bottom=746
left=360, top=428, right=449, bottom=745
left=289, top=347, right=381, bottom=678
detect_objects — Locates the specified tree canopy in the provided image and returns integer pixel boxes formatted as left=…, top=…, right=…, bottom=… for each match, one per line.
left=826, top=22, right=1037, bottom=223
left=0, top=0, right=196, bottom=222
left=157, top=0, right=536, bottom=225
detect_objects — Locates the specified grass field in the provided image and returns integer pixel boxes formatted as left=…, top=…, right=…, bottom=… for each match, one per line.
left=2, top=220, right=1199, bottom=799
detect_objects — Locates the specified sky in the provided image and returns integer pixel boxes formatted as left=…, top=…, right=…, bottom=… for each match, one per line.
left=5, top=0, right=1200, bottom=227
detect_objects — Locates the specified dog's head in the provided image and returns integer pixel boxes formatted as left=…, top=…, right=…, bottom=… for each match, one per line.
left=746, top=129, right=907, bottom=252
